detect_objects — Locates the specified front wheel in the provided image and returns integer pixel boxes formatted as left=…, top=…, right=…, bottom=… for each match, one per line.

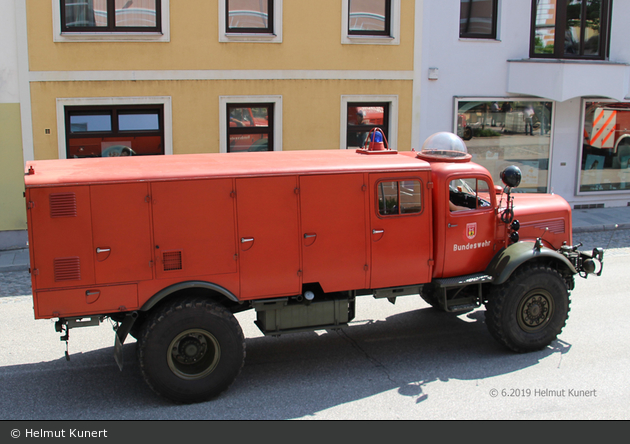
left=137, top=297, right=245, bottom=403
left=485, top=263, right=570, bottom=352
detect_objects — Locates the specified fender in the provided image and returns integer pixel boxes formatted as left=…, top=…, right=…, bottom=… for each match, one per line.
left=140, top=281, right=239, bottom=312
left=485, top=242, right=577, bottom=285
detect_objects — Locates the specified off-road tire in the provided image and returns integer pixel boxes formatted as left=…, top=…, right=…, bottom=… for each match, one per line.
left=485, top=263, right=570, bottom=353
left=137, top=296, right=245, bottom=403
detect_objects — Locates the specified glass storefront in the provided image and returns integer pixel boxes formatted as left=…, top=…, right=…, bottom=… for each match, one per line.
left=455, top=99, right=553, bottom=193
left=580, top=101, right=630, bottom=193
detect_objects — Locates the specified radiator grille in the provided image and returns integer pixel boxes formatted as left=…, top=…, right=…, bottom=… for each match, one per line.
left=54, top=257, right=81, bottom=282
left=50, top=193, right=77, bottom=218
left=163, top=251, right=183, bottom=271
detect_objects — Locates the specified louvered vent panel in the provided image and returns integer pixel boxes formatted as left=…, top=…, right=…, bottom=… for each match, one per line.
left=163, top=251, right=183, bottom=271
left=50, top=193, right=77, bottom=218
left=54, top=257, right=81, bottom=282
left=521, top=219, right=565, bottom=234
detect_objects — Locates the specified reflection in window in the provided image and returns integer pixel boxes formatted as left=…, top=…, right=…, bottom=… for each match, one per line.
left=227, top=104, right=273, bottom=152
left=348, top=0, right=391, bottom=36
left=580, top=102, right=630, bottom=193
left=347, top=103, right=388, bottom=149
left=226, top=0, right=273, bottom=33
left=459, top=0, right=498, bottom=39
left=378, top=180, right=421, bottom=216
left=61, top=0, right=160, bottom=32
left=531, top=0, right=610, bottom=59
left=455, top=100, right=553, bottom=193
left=65, top=105, right=164, bottom=158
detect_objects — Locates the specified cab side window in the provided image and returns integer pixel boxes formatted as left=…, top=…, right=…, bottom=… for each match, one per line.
left=378, top=180, right=422, bottom=216
left=449, top=178, right=491, bottom=212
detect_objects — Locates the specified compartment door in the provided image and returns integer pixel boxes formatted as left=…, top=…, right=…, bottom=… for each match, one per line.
left=91, top=183, right=153, bottom=284
left=236, top=176, right=300, bottom=299
left=29, top=186, right=95, bottom=290
left=300, top=174, right=368, bottom=292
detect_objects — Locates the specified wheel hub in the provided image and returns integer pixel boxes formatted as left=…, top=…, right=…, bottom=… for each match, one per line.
left=167, top=329, right=220, bottom=380
left=518, top=292, right=554, bottom=332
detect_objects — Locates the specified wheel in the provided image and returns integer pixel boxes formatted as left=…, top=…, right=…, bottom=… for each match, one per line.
left=137, top=297, right=245, bottom=403
left=462, top=126, right=473, bottom=140
left=485, top=263, right=570, bottom=353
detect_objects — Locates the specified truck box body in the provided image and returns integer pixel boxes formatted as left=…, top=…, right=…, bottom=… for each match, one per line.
left=25, top=150, right=434, bottom=319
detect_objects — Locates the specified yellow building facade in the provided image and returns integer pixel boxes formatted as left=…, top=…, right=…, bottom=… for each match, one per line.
left=24, top=0, right=415, bottom=160
left=4, top=0, right=418, bottom=246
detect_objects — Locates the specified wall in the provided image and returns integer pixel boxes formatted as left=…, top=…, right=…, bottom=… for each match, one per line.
left=0, top=0, right=27, bottom=248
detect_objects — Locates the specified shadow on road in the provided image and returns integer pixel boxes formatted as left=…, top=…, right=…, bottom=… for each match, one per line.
left=0, top=304, right=571, bottom=420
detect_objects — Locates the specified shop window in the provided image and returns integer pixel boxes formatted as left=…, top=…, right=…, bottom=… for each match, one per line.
left=455, top=99, right=553, bottom=193
left=449, top=178, right=492, bottom=212
left=226, top=0, right=273, bottom=33
left=346, top=103, right=389, bottom=150
left=377, top=180, right=422, bottom=216
left=459, top=0, right=498, bottom=39
left=580, top=101, right=630, bottom=193
left=65, top=105, right=164, bottom=158
left=60, top=0, right=161, bottom=33
left=530, top=0, right=612, bottom=59
left=227, top=103, right=274, bottom=153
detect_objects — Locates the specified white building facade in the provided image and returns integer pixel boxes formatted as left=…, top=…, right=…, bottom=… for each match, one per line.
left=413, top=0, right=630, bottom=208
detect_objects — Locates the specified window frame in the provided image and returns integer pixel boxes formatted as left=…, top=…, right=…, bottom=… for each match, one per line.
left=53, top=0, right=170, bottom=42
left=459, top=0, right=499, bottom=40
left=225, top=0, right=273, bottom=34
left=341, top=95, right=398, bottom=150
left=56, top=96, right=173, bottom=159
left=219, top=0, right=282, bottom=43
left=529, top=0, right=612, bottom=60
left=219, top=96, right=282, bottom=153
left=342, top=0, right=400, bottom=45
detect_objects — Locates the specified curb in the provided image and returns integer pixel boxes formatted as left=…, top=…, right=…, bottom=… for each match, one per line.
left=572, top=223, right=630, bottom=233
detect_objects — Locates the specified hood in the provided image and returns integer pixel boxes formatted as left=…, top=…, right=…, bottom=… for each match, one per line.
left=511, top=193, right=573, bottom=249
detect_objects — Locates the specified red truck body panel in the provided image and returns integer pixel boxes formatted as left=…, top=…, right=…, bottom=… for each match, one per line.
left=25, top=150, right=434, bottom=319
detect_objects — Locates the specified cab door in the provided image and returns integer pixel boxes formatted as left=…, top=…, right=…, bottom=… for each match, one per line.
left=443, top=176, right=496, bottom=277
left=369, top=173, right=432, bottom=289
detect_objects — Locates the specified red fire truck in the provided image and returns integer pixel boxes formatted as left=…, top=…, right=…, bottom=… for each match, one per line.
left=23, top=132, right=603, bottom=403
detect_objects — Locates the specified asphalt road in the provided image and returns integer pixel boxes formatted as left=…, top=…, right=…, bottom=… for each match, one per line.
left=0, top=231, right=628, bottom=420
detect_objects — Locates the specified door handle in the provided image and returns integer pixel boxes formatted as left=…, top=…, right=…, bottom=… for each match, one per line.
left=372, top=229, right=384, bottom=235
left=241, top=238, right=254, bottom=243
left=96, top=248, right=111, bottom=253
left=448, top=224, right=458, bottom=228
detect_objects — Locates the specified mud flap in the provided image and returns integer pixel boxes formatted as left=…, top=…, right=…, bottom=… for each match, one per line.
left=113, top=312, right=138, bottom=371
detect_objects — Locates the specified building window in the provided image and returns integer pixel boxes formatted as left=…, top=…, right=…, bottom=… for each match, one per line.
left=219, top=0, right=281, bottom=42
left=60, top=0, right=161, bottom=33
left=65, top=105, right=164, bottom=158
left=346, top=103, right=390, bottom=150
left=226, top=0, right=273, bottom=33
left=580, top=101, right=630, bottom=193
left=226, top=103, right=274, bottom=153
left=342, top=0, right=399, bottom=44
left=531, top=0, right=612, bottom=59
left=348, top=0, right=391, bottom=36
left=459, top=0, right=498, bottom=39
left=455, top=99, right=553, bottom=193
left=377, top=180, right=422, bottom=216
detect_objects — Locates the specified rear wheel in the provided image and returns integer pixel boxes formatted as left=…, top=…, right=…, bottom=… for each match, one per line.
left=485, top=263, right=570, bottom=352
left=137, top=296, right=245, bottom=403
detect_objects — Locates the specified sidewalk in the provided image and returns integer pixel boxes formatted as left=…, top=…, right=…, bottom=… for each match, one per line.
left=0, top=206, right=628, bottom=273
